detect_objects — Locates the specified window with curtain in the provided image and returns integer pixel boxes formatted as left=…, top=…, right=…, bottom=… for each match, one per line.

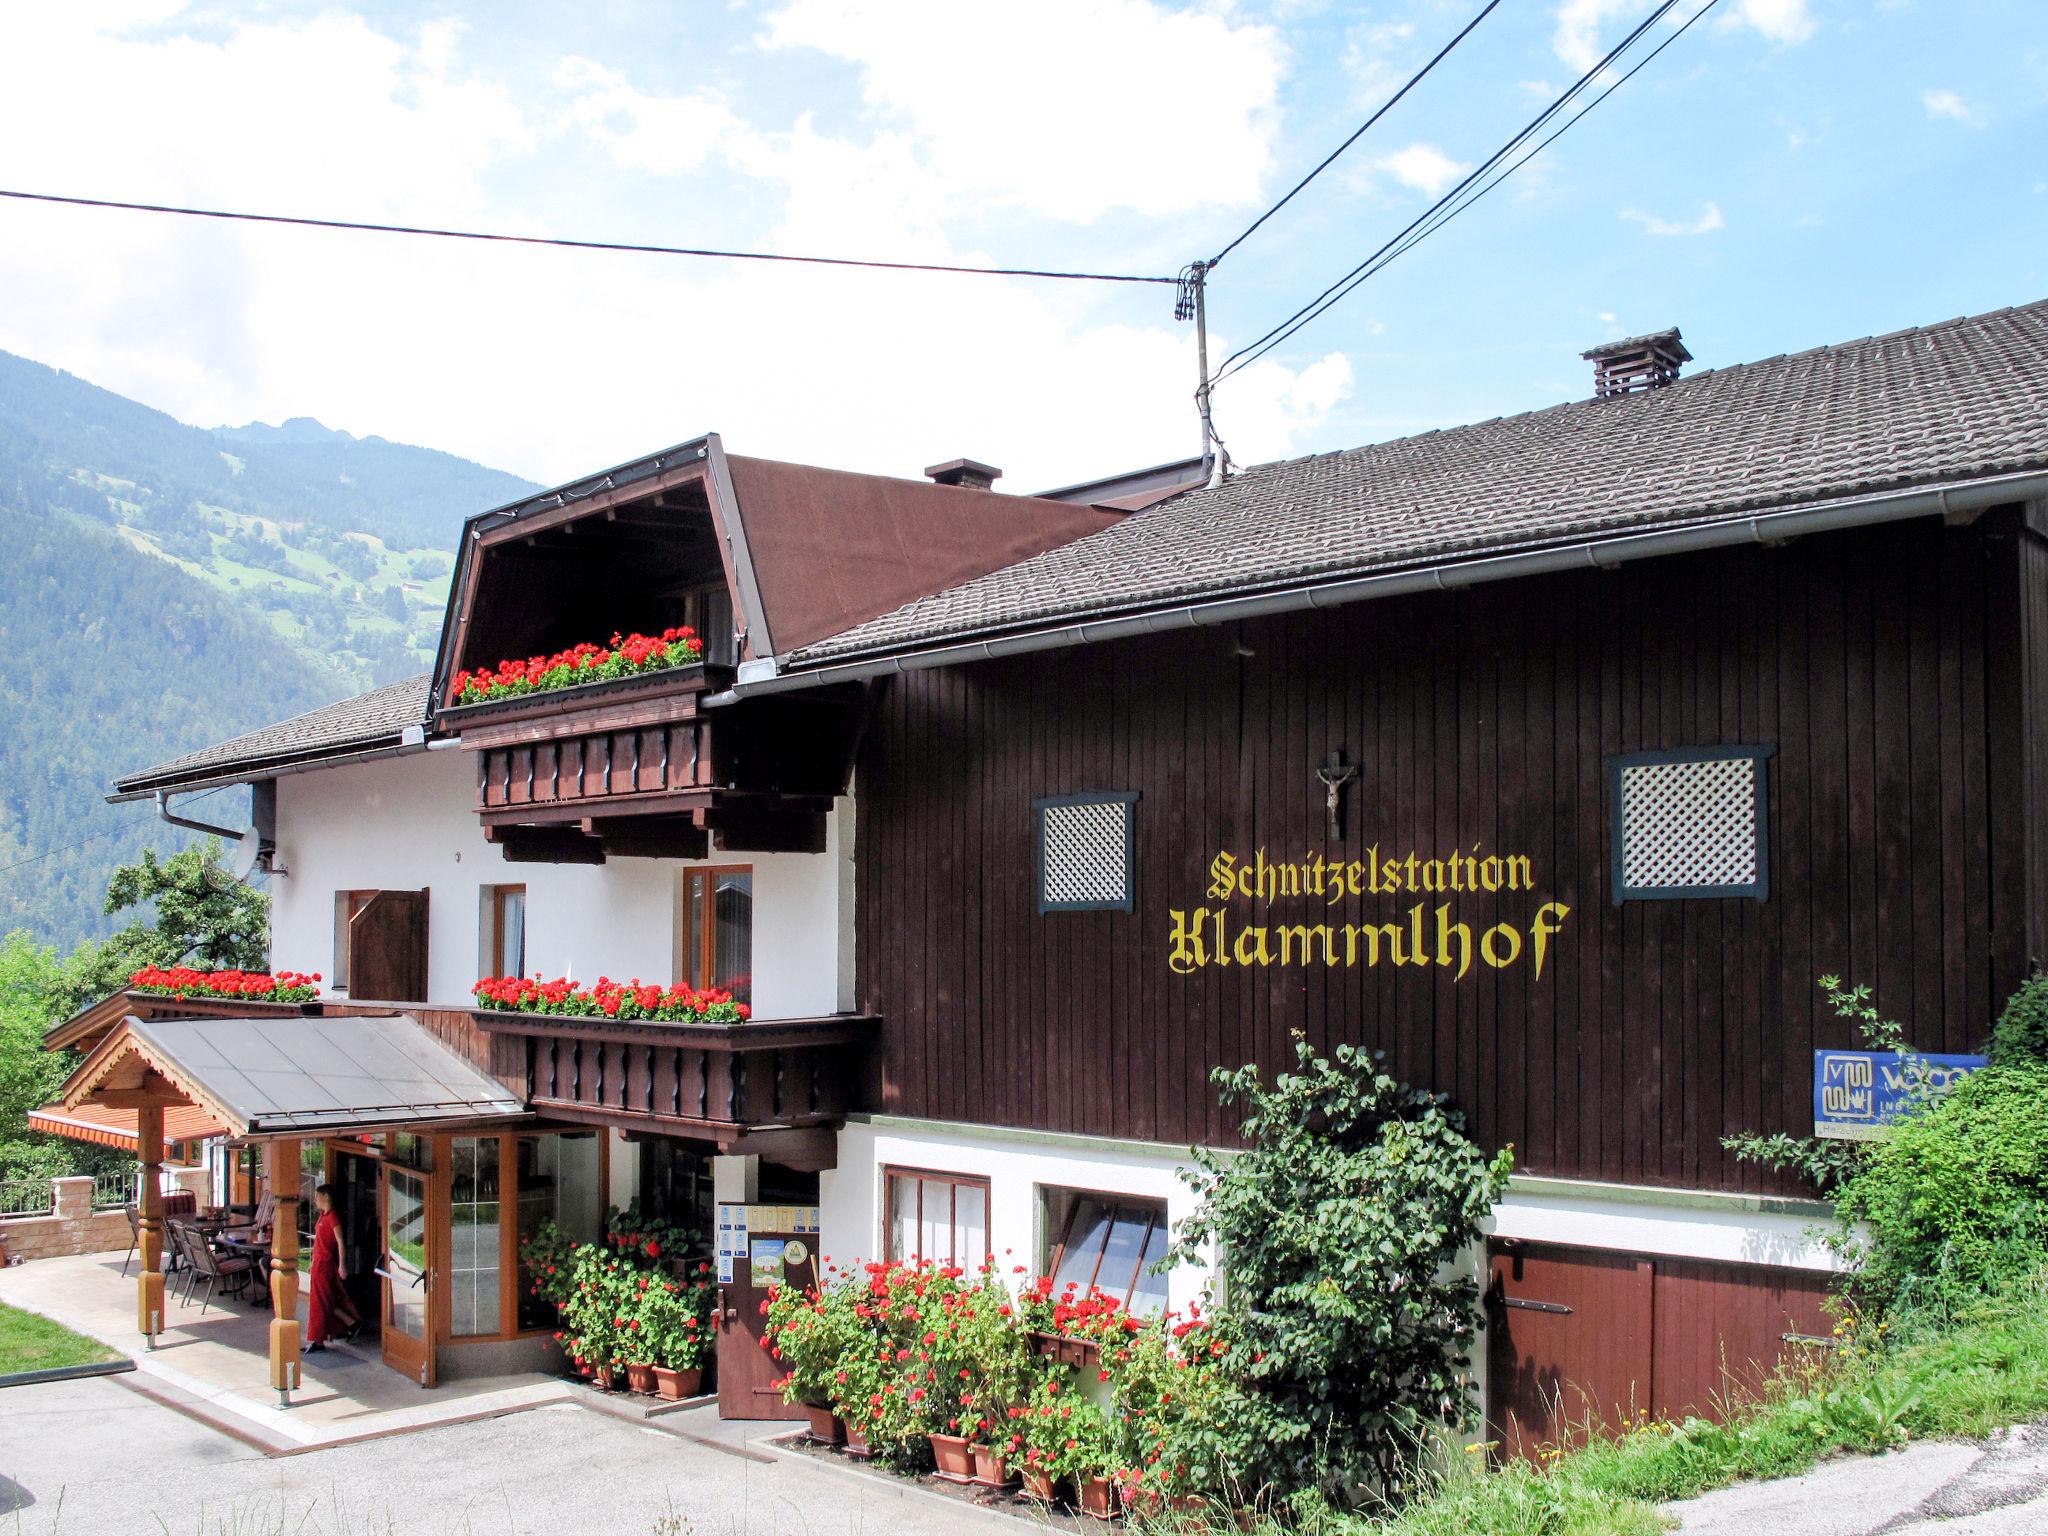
left=481, top=884, right=527, bottom=976
left=884, top=1168, right=990, bottom=1269
left=1044, top=1189, right=1170, bottom=1315
left=680, top=866, right=752, bottom=1004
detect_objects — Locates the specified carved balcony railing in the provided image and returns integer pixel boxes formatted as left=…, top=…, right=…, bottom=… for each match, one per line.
left=470, top=1009, right=875, bottom=1156
left=444, top=665, right=858, bottom=861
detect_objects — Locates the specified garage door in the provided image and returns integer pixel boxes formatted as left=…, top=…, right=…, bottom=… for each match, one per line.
left=1485, top=1238, right=1834, bottom=1456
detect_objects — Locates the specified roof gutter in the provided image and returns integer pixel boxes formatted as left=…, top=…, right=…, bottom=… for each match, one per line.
left=705, top=468, right=2048, bottom=702
left=107, top=734, right=428, bottom=805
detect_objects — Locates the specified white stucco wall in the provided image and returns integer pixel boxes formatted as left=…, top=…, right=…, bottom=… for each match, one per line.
left=270, top=746, right=853, bottom=1018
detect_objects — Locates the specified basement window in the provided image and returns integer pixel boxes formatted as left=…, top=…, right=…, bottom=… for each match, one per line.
left=1608, top=746, right=1773, bottom=903
left=1036, top=793, right=1140, bottom=913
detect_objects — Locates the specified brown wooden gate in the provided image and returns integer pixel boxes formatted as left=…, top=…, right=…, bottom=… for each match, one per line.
left=349, top=889, right=429, bottom=1003
left=1486, top=1239, right=1834, bottom=1456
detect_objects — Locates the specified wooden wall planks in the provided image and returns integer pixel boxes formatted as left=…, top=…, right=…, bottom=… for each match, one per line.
left=854, top=514, right=2036, bottom=1192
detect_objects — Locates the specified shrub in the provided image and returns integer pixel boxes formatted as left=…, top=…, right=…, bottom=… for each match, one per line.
left=1833, top=1061, right=2048, bottom=1313
left=766, top=1271, right=866, bottom=1408
left=1106, top=1308, right=1255, bottom=1512
left=1172, top=1033, right=1512, bottom=1513
left=1990, top=973, right=2048, bottom=1066
left=948, top=1265, right=1035, bottom=1445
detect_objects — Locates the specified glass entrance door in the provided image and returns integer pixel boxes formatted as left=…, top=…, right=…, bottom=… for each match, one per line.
left=379, top=1163, right=436, bottom=1386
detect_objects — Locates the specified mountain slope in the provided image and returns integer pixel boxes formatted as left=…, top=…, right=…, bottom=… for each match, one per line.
left=0, top=349, right=543, bottom=949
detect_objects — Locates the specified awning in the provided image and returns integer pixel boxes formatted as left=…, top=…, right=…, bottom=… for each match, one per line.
left=26, top=1101, right=226, bottom=1151
left=62, top=1012, right=529, bottom=1137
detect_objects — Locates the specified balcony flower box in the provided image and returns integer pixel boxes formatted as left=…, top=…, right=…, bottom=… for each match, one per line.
left=447, top=628, right=704, bottom=709
left=472, top=975, right=750, bottom=1025
left=129, top=968, right=322, bottom=1005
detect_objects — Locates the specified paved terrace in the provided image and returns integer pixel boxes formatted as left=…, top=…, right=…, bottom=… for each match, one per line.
left=0, top=1251, right=567, bottom=1447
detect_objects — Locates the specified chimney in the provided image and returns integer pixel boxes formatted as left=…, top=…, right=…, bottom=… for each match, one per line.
left=925, top=457, right=1003, bottom=492
left=1581, top=327, right=1691, bottom=398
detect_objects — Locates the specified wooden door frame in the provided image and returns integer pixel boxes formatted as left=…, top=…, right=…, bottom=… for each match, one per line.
left=378, top=1157, right=438, bottom=1387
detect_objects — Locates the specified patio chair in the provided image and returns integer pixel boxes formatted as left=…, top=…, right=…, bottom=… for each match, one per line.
left=121, top=1203, right=139, bottom=1277
left=165, top=1219, right=205, bottom=1305
left=184, top=1226, right=258, bottom=1315
left=217, top=1191, right=275, bottom=1246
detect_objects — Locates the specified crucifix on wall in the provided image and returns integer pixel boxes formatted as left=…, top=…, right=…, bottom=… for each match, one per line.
left=1316, top=749, right=1358, bottom=840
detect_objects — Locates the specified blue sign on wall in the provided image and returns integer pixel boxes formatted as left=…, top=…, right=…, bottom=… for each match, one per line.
left=1813, top=1049, right=1987, bottom=1140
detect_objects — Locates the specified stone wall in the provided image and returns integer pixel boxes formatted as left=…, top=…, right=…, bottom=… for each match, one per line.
left=0, top=1178, right=129, bottom=1264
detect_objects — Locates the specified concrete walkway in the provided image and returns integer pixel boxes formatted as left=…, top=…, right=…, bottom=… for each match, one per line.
left=1669, top=1424, right=2048, bottom=1535
left=0, top=1251, right=571, bottom=1447
left=2, top=1374, right=1015, bottom=1535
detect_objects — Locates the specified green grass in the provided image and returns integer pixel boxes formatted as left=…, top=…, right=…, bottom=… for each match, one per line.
left=1345, top=1269, right=2048, bottom=1536
left=0, top=1300, right=118, bottom=1376
left=1130, top=1270, right=2048, bottom=1536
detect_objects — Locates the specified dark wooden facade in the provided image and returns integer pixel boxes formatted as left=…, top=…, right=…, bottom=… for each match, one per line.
left=854, top=508, right=2047, bottom=1194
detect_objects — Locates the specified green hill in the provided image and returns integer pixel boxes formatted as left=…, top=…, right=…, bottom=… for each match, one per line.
left=0, top=349, right=542, bottom=949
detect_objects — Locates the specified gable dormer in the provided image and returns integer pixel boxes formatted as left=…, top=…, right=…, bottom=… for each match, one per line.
left=432, top=434, right=1120, bottom=864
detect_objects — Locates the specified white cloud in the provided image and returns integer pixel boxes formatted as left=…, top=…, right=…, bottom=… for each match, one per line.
left=1619, top=201, right=1724, bottom=237
left=1555, top=0, right=1813, bottom=71
left=1374, top=143, right=1471, bottom=198
left=554, top=56, right=738, bottom=175
left=756, top=0, right=1286, bottom=221
left=0, top=6, right=1346, bottom=501
left=1920, top=88, right=1979, bottom=124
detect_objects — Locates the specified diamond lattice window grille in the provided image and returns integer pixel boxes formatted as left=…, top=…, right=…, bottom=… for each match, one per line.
left=1036, top=793, right=1139, bottom=912
left=1610, top=747, right=1772, bottom=902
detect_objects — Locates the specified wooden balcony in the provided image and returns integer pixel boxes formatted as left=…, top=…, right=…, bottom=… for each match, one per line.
left=445, top=665, right=859, bottom=862
left=469, top=1009, right=875, bottom=1168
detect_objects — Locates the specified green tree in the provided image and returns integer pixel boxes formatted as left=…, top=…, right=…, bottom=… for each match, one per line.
left=1172, top=1034, right=1513, bottom=1516
left=0, top=932, right=81, bottom=1181
left=100, top=839, right=268, bottom=975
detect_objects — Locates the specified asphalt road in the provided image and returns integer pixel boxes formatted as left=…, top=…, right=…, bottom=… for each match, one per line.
left=0, top=1375, right=1009, bottom=1536
left=1670, top=1424, right=2048, bottom=1535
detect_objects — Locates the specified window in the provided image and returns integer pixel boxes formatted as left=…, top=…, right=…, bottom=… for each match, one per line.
left=1036, top=793, right=1140, bottom=912
left=481, top=884, right=527, bottom=977
left=679, top=866, right=752, bottom=1004
left=449, top=1135, right=502, bottom=1337
left=683, top=582, right=737, bottom=667
left=1608, top=746, right=1773, bottom=903
left=331, top=890, right=375, bottom=989
left=516, top=1131, right=603, bottom=1331
left=885, top=1168, right=990, bottom=1268
left=1044, top=1189, right=1169, bottom=1316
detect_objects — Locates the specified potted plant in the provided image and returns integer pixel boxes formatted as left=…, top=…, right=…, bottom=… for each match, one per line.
left=1049, top=1391, right=1118, bottom=1518
left=1020, top=1275, right=1139, bottom=1370
left=952, top=1265, right=1032, bottom=1487
left=447, top=626, right=703, bottom=707
left=644, top=1267, right=715, bottom=1399
left=767, top=1269, right=863, bottom=1442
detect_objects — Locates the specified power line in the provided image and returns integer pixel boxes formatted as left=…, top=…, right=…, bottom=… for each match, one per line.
left=0, top=187, right=1179, bottom=287
left=0, top=786, right=231, bottom=881
left=1214, top=0, right=1702, bottom=385
left=1209, top=0, right=1506, bottom=271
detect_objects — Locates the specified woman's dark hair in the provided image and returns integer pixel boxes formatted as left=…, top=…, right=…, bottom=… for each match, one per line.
left=315, top=1183, right=336, bottom=1199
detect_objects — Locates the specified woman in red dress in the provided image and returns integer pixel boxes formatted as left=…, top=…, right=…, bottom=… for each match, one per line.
left=306, top=1183, right=362, bottom=1351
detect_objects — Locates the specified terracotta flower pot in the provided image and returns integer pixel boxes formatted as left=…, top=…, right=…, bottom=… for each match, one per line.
left=970, top=1443, right=1014, bottom=1488
left=1020, top=1467, right=1060, bottom=1503
left=804, top=1403, right=846, bottom=1444
left=929, top=1431, right=975, bottom=1483
left=1077, top=1475, right=1115, bottom=1519
left=625, top=1362, right=658, bottom=1395
left=652, top=1365, right=702, bottom=1400
left=589, top=1362, right=619, bottom=1392
left=844, top=1422, right=874, bottom=1458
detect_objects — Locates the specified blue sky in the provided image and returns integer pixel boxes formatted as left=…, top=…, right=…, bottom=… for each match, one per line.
left=0, top=1, right=2042, bottom=494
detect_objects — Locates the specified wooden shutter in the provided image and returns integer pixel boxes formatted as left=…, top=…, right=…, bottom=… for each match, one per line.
left=348, top=889, right=429, bottom=1003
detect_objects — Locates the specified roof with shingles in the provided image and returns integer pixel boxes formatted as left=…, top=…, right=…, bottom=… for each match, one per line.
left=789, top=299, right=2048, bottom=667
left=112, top=673, right=430, bottom=796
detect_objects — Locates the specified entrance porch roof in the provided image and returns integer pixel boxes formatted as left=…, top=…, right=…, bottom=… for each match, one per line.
left=61, top=1011, right=528, bottom=1137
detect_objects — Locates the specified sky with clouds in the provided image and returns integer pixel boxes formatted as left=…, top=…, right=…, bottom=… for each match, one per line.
left=0, top=0, right=2042, bottom=496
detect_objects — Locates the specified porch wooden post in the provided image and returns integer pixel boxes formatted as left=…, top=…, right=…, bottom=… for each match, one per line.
left=135, top=1103, right=165, bottom=1347
left=266, top=1137, right=303, bottom=1405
